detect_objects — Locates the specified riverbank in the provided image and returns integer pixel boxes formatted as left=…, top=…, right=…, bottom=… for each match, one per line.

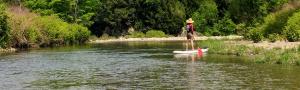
left=226, top=41, right=300, bottom=49
left=90, top=36, right=300, bottom=49
left=89, top=35, right=243, bottom=43
left=253, top=41, right=300, bottom=49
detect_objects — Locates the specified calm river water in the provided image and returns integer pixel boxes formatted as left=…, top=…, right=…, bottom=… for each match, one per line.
left=0, top=41, right=300, bottom=89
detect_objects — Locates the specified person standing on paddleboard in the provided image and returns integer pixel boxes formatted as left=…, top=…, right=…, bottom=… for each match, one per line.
left=186, top=18, right=195, bottom=50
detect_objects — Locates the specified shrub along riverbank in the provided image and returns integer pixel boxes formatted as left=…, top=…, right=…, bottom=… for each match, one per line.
left=247, top=1, right=300, bottom=43
left=0, top=5, right=91, bottom=49
left=0, top=3, right=9, bottom=48
left=198, top=40, right=300, bottom=65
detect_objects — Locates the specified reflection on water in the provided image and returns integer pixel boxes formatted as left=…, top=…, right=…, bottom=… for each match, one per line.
left=0, top=41, right=300, bottom=89
left=174, top=54, right=201, bottom=89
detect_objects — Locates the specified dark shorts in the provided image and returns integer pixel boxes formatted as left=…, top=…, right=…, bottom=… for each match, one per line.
left=187, top=33, right=193, bottom=40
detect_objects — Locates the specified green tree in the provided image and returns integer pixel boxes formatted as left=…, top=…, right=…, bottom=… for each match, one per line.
left=179, top=0, right=202, bottom=18
left=229, top=0, right=268, bottom=24
left=284, top=10, right=300, bottom=42
left=10, top=0, right=292, bottom=37
left=92, top=0, right=136, bottom=36
left=213, top=17, right=236, bottom=36
left=23, top=0, right=100, bottom=26
left=142, top=0, right=185, bottom=34
left=215, top=0, right=230, bottom=18
left=267, top=0, right=288, bottom=11
left=216, top=0, right=288, bottom=26
left=92, top=0, right=185, bottom=36
left=261, top=9, right=297, bottom=37
left=191, top=0, right=218, bottom=35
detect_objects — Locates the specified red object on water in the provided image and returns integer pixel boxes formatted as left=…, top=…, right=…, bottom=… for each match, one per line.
left=198, top=48, right=203, bottom=57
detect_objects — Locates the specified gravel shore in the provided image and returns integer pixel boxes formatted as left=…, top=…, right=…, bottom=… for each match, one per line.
left=90, top=35, right=300, bottom=49
left=89, top=35, right=243, bottom=43
left=1, top=35, right=296, bottom=54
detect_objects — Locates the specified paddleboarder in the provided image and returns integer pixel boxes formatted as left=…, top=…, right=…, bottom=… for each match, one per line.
left=186, top=18, right=195, bottom=50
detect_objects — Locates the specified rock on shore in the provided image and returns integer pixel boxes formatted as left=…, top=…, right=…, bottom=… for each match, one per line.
left=0, top=48, right=17, bottom=53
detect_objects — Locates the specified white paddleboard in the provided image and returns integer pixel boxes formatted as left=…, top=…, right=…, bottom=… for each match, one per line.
left=173, top=48, right=208, bottom=54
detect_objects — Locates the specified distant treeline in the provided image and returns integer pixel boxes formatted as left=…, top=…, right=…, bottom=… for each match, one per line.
left=2, top=0, right=300, bottom=48
left=1, top=0, right=290, bottom=36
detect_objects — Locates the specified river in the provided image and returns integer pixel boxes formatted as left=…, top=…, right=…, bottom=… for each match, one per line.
left=0, top=41, right=300, bottom=89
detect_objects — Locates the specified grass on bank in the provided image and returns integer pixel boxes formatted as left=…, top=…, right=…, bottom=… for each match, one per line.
left=198, top=40, right=300, bottom=65
left=198, top=39, right=264, bottom=56
left=255, top=48, right=300, bottom=65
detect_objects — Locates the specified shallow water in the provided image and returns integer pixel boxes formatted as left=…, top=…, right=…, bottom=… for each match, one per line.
left=0, top=41, right=300, bottom=89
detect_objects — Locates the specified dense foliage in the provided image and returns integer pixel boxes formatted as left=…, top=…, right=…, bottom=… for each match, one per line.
left=91, top=0, right=185, bottom=36
left=0, top=3, right=9, bottom=48
left=284, top=10, right=300, bottom=42
left=18, top=0, right=291, bottom=37
left=249, top=28, right=264, bottom=43
left=1, top=0, right=300, bottom=47
left=261, top=10, right=295, bottom=36
left=245, top=0, right=300, bottom=42
left=23, top=0, right=100, bottom=26
left=212, top=17, right=236, bottom=36
left=191, top=0, right=218, bottom=35
left=7, top=7, right=90, bottom=48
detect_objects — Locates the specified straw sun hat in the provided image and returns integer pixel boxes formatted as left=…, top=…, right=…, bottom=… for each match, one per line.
left=186, top=18, right=194, bottom=23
